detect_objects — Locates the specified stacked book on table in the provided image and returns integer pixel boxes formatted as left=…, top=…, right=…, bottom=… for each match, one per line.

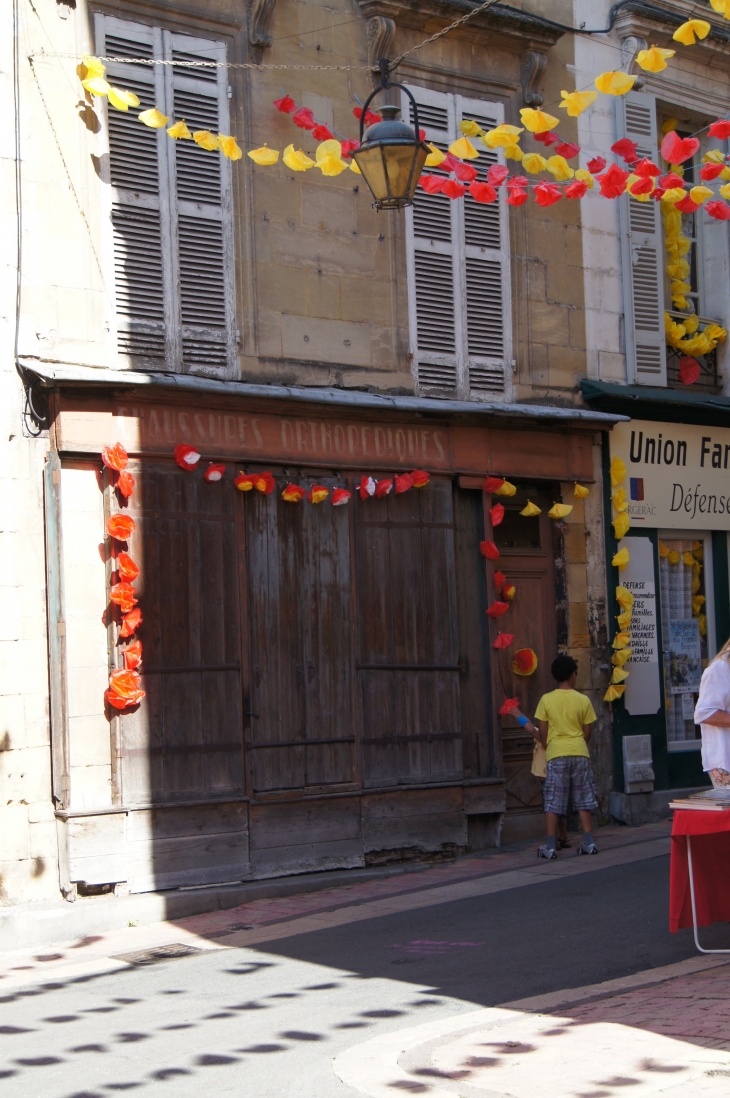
left=670, top=789, right=730, bottom=811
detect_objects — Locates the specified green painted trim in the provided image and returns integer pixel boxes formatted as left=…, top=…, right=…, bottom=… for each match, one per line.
left=581, top=379, right=730, bottom=428
left=712, top=531, right=730, bottom=652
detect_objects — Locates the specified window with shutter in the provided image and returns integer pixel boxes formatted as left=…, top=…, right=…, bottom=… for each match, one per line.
left=616, top=92, right=667, bottom=386
left=96, top=15, right=236, bottom=377
left=403, top=86, right=512, bottom=401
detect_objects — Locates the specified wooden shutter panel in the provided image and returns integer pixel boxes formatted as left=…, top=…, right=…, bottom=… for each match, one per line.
left=617, top=92, right=667, bottom=386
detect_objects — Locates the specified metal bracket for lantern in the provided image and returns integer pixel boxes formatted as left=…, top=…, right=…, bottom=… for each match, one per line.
left=350, top=60, right=429, bottom=210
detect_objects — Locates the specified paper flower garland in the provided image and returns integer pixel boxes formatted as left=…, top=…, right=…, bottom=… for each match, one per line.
left=204, top=463, right=226, bottom=482
left=480, top=540, right=500, bottom=560
left=521, top=501, right=541, bottom=516
left=548, top=503, right=572, bottom=519
left=120, top=607, right=142, bottom=638
left=174, top=444, right=201, bottom=470
left=673, top=19, right=710, bottom=45
left=107, top=514, right=136, bottom=541
left=282, top=484, right=306, bottom=502
left=108, top=669, right=145, bottom=710
left=512, top=648, right=538, bottom=676
left=493, top=633, right=514, bottom=649
left=117, top=552, right=139, bottom=582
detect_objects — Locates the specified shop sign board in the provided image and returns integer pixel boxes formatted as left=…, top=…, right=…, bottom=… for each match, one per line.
left=611, top=419, right=730, bottom=530
left=619, top=536, right=661, bottom=716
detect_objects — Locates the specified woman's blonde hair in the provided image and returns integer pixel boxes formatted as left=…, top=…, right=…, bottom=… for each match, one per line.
left=713, top=637, right=730, bottom=663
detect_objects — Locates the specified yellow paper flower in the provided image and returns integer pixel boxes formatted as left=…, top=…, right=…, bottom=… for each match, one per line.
left=604, top=683, right=626, bottom=701
left=721, top=166, right=730, bottom=180
left=574, top=169, right=594, bottom=188
left=425, top=143, right=447, bottom=167
left=349, top=159, right=362, bottom=175
left=595, top=71, right=637, bottom=96
left=672, top=20, right=711, bottom=46
left=315, top=139, right=347, bottom=175
left=521, top=501, right=541, bottom=516
left=459, top=120, right=484, bottom=138
left=704, top=148, right=726, bottom=163
left=636, top=46, right=675, bottom=72
left=521, top=153, right=548, bottom=174
left=107, top=86, right=140, bottom=111
left=699, top=614, right=707, bottom=637
left=167, top=120, right=192, bottom=140
left=139, top=108, right=169, bottom=129
left=610, top=456, right=626, bottom=487
left=612, top=487, right=628, bottom=512
left=612, top=647, right=632, bottom=667
left=547, top=155, right=574, bottom=181
left=504, top=145, right=524, bottom=161
left=219, top=134, right=243, bottom=161
left=668, top=550, right=681, bottom=564
left=548, top=503, right=573, bottom=519
left=611, top=667, right=630, bottom=684
left=559, top=89, right=598, bottom=117
left=482, top=124, right=523, bottom=149
left=612, top=632, right=631, bottom=650
left=616, top=611, right=632, bottom=629
left=720, top=183, right=730, bottom=199
left=247, top=143, right=279, bottom=165
left=613, top=513, right=630, bottom=539
left=449, top=136, right=479, bottom=160
left=520, top=108, right=560, bottom=134
left=710, top=0, right=730, bottom=17
left=81, top=54, right=106, bottom=80
left=683, top=551, right=696, bottom=567
left=692, top=575, right=701, bottom=595
left=574, top=484, right=590, bottom=499
left=693, top=595, right=706, bottom=616
left=193, top=129, right=219, bottom=149
left=82, top=76, right=111, bottom=96
left=704, top=323, right=728, bottom=343
left=283, top=144, right=315, bottom=171
left=659, top=540, right=669, bottom=558
left=690, top=185, right=713, bottom=204
left=662, top=188, right=688, bottom=204
left=612, top=547, right=630, bottom=571
left=662, top=117, right=679, bottom=134
left=495, top=480, right=517, bottom=497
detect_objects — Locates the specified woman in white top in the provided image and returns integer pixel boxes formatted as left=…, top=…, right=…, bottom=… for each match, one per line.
left=694, top=638, right=730, bottom=787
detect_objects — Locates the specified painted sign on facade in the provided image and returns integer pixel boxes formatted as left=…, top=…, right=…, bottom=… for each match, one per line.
left=611, top=420, right=730, bottom=530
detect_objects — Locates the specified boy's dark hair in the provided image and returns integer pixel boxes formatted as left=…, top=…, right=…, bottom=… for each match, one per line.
left=551, top=655, right=578, bottom=683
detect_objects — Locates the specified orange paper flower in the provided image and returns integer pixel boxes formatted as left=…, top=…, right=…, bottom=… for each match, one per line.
left=490, top=503, right=505, bottom=527
left=331, top=488, right=351, bottom=506
left=307, top=485, right=330, bottom=504
left=253, top=472, right=276, bottom=494
left=117, top=471, right=135, bottom=498
left=106, top=514, right=136, bottom=541
left=234, top=473, right=255, bottom=491
left=493, top=632, right=514, bottom=649
left=174, top=444, right=201, bottom=470
left=486, top=601, right=510, bottom=618
left=512, top=648, right=538, bottom=675
left=116, top=552, right=139, bottom=583
left=282, top=484, right=306, bottom=502
left=110, top=581, right=138, bottom=614
left=123, top=640, right=143, bottom=670
left=483, top=477, right=505, bottom=493
left=102, top=443, right=128, bottom=471
left=204, top=463, right=226, bottom=482
left=120, top=607, right=142, bottom=637
left=480, top=540, right=500, bottom=560
left=108, top=669, right=145, bottom=709
left=411, top=470, right=430, bottom=488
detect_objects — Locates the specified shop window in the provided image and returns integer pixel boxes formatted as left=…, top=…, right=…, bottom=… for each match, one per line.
left=402, top=86, right=512, bottom=401
left=658, top=533, right=715, bottom=751
left=95, top=14, right=237, bottom=377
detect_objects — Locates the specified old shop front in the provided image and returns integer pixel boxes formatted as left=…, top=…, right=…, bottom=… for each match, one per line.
left=42, top=374, right=618, bottom=895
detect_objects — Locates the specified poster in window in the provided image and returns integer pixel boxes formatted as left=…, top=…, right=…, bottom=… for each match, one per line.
left=668, top=619, right=702, bottom=695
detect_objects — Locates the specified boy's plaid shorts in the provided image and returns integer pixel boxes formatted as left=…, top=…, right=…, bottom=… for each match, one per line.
left=543, top=756, right=598, bottom=816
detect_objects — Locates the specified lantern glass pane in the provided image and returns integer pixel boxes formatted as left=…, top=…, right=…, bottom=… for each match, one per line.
left=352, top=146, right=389, bottom=199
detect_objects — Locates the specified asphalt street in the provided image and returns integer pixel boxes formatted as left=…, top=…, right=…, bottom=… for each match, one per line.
left=1, top=852, right=728, bottom=1098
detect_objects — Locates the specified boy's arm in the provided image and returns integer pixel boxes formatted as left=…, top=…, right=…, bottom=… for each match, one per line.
left=508, top=707, right=546, bottom=747
left=583, top=722, right=593, bottom=743
left=538, top=720, right=548, bottom=748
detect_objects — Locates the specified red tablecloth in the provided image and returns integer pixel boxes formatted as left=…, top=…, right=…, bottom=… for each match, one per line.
left=670, top=808, right=730, bottom=932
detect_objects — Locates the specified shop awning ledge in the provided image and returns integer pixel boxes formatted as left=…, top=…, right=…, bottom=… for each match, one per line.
left=581, top=379, right=730, bottom=427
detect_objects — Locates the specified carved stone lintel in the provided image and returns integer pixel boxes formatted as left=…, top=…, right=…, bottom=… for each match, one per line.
left=249, top=0, right=278, bottom=59
left=620, top=34, right=647, bottom=91
left=366, top=16, right=396, bottom=86
left=520, top=49, right=546, bottom=107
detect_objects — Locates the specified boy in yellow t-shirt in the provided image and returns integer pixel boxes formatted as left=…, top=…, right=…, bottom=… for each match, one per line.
left=510, top=654, right=598, bottom=860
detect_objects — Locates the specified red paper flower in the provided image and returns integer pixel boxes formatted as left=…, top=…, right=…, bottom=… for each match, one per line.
left=700, top=162, right=725, bottom=181
left=174, top=444, right=201, bottom=470
left=340, top=139, right=360, bottom=158
left=274, top=95, right=296, bottom=114
left=611, top=138, right=639, bottom=164
left=312, top=123, right=333, bottom=141
left=117, top=471, right=135, bottom=498
left=493, top=633, right=514, bottom=650
left=534, top=131, right=560, bottom=147
left=493, top=570, right=506, bottom=588
left=395, top=473, right=414, bottom=494
left=101, top=443, right=128, bottom=472
left=234, top=472, right=255, bottom=491
left=675, top=195, right=700, bottom=214
left=565, top=179, right=588, bottom=200
left=534, top=183, right=562, bottom=207
left=116, top=552, right=139, bottom=583
left=661, top=131, right=699, bottom=164
left=633, top=158, right=661, bottom=178
left=411, top=470, right=430, bottom=488
left=480, top=540, right=500, bottom=560
left=512, top=648, right=538, bottom=676
left=679, top=356, right=701, bottom=385
left=490, top=503, right=505, bottom=527
left=708, top=119, right=730, bottom=139
left=454, top=161, right=478, bottom=182
left=487, top=164, right=510, bottom=186
left=554, top=140, right=580, bottom=160
left=658, top=172, right=685, bottom=191
left=501, top=582, right=516, bottom=602
left=110, top=581, right=138, bottom=614
left=629, top=176, right=654, bottom=196
left=420, top=175, right=446, bottom=195
left=204, top=463, right=226, bottom=482
left=374, top=478, right=393, bottom=498
left=253, top=472, right=276, bottom=495
left=498, top=696, right=520, bottom=716
left=483, top=477, right=505, bottom=493
left=442, top=180, right=466, bottom=199
left=469, top=181, right=498, bottom=204
left=358, top=476, right=376, bottom=498
left=120, top=607, right=142, bottom=638
left=106, top=514, right=136, bottom=541
left=486, top=601, right=510, bottom=618
left=123, top=640, right=143, bottom=670
left=307, top=485, right=330, bottom=504
left=596, top=164, right=629, bottom=198
left=586, top=156, right=606, bottom=173
left=108, top=669, right=145, bottom=709
left=506, top=187, right=528, bottom=206
left=331, top=487, right=351, bottom=506
left=353, top=106, right=379, bottom=127
left=506, top=175, right=528, bottom=190
left=292, top=107, right=315, bottom=130
left=706, top=200, right=730, bottom=221
left=282, top=484, right=306, bottom=502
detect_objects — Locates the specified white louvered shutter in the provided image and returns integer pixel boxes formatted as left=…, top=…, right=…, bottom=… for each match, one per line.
left=403, top=86, right=511, bottom=400
left=96, top=15, right=236, bottom=377
left=616, top=92, right=667, bottom=386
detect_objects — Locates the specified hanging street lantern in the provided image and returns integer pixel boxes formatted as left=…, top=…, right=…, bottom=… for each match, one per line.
left=351, top=64, right=428, bottom=210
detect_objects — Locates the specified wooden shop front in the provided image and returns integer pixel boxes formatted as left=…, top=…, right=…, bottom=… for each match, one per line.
left=46, top=383, right=612, bottom=893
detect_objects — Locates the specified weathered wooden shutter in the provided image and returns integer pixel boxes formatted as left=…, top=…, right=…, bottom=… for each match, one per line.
left=96, top=16, right=235, bottom=376
left=404, top=87, right=510, bottom=400
left=617, top=92, right=667, bottom=386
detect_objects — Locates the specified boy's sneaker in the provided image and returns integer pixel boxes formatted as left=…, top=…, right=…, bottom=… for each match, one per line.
left=537, top=845, right=557, bottom=860
left=577, top=842, right=598, bottom=855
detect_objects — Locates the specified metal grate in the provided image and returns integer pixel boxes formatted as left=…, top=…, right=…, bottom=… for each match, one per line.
left=414, top=251, right=455, bottom=352
left=465, top=256, right=503, bottom=356
left=173, top=89, right=221, bottom=204
left=108, top=77, right=158, bottom=194
left=178, top=215, right=226, bottom=326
